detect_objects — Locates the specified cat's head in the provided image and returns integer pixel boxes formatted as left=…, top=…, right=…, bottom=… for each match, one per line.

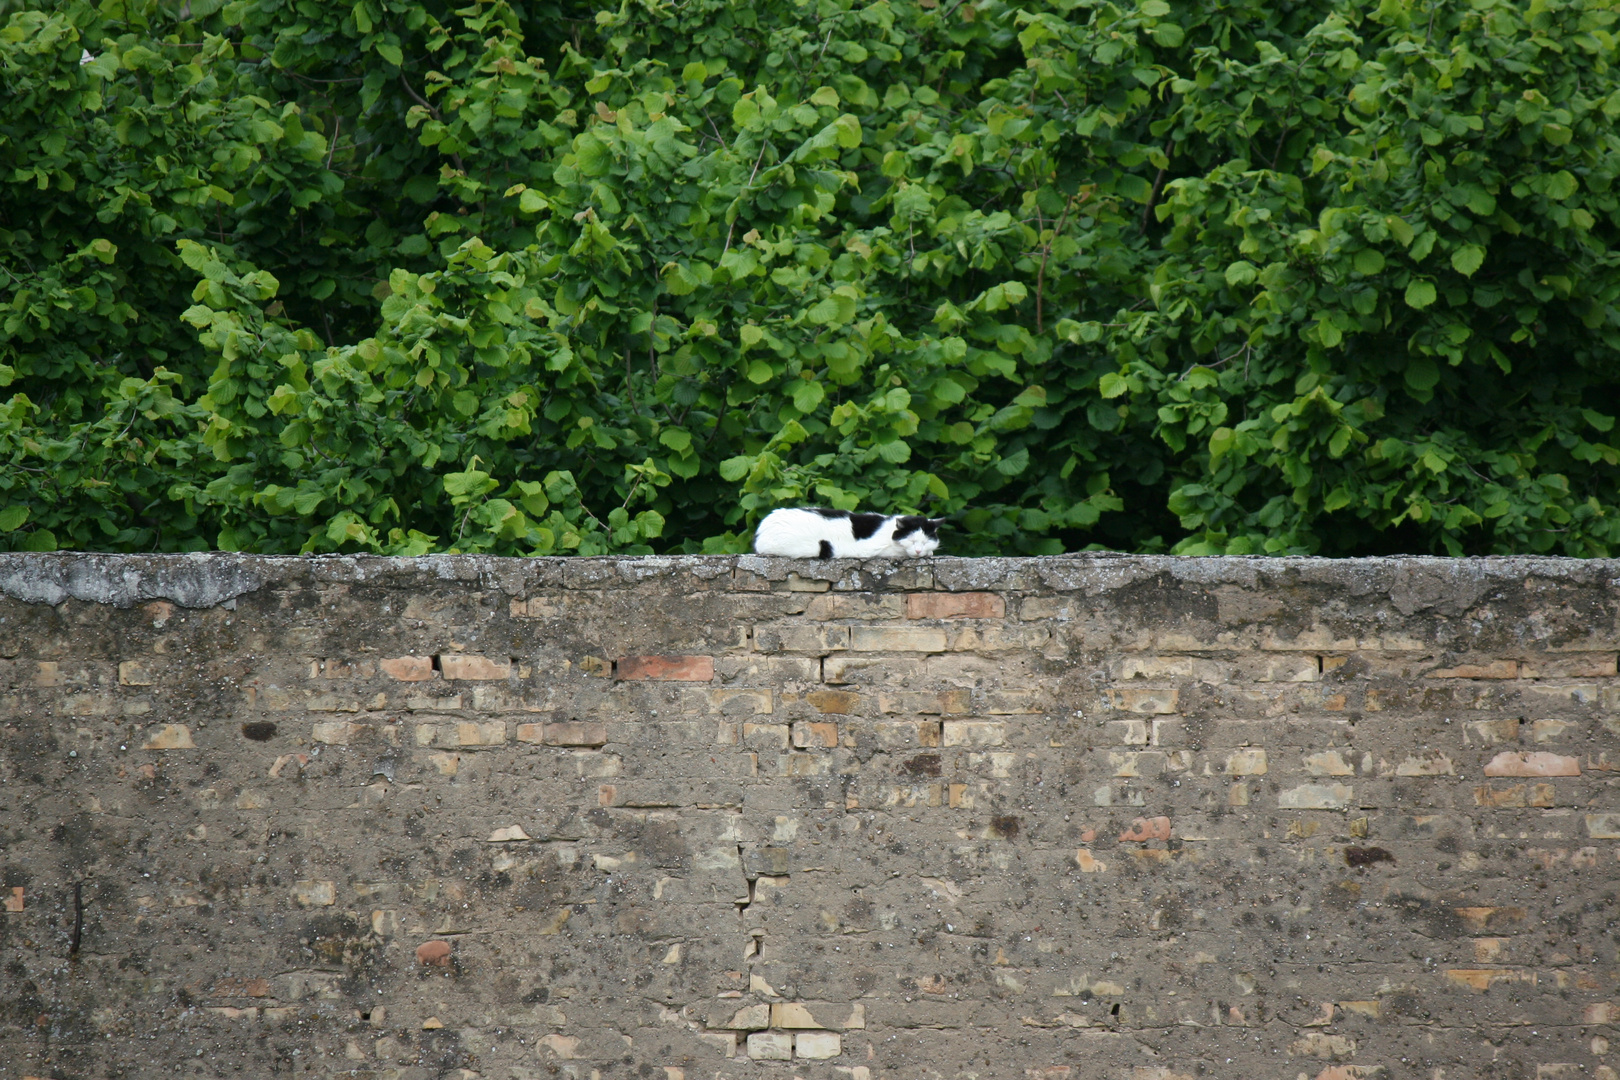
left=894, top=516, right=947, bottom=557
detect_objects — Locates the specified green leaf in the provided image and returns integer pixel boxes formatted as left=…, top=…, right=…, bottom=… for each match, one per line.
left=792, top=380, right=826, bottom=412
left=1404, top=279, right=1437, bottom=310
left=0, top=505, right=29, bottom=532
left=1352, top=249, right=1385, bottom=275
left=746, top=359, right=775, bottom=384
left=1099, top=372, right=1129, bottom=399
left=374, top=41, right=403, bottom=67
left=1404, top=358, right=1440, bottom=394
left=1225, top=261, right=1257, bottom=287
left=1450, top=245, right=1485, bottom=277
left=575, top=132, right=611, bottom=176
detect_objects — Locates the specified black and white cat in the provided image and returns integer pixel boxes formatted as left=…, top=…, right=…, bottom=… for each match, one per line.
left=753, top=508, right=946, bottom=559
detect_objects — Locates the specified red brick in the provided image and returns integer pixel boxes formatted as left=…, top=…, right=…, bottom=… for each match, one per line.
left=1119, top=816, right=1171, bottom=843
left=416, top=940, right=452, bottom=966
left=906, top=592, right=1006, bottom=620
left=1483, top=751, right=1580, bottom=777
left=380, top=656, right=435, bottom=681
left=616, top=655, right=714, bottom=681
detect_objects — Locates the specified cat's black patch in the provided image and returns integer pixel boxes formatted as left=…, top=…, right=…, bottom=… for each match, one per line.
left=847, top=513, right=885, bottom=540
left=812, top=508, right=850, bottom=519
left=818, top=540, right=833, bottom=560
left=892, top=515, right=940, bottom=539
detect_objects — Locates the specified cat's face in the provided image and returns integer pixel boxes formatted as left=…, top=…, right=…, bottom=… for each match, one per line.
left=894, top=516, right=945, bottom=556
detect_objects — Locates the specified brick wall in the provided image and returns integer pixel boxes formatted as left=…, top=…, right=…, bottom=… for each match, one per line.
left=1, top=552, right=1618, bottom=1080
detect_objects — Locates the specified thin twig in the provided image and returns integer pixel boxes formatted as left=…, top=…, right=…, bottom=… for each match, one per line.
left=1139, top=137, right=1174, bottom=234
left=720, top=139, right=770, bottom=260
left=1036, top=191, right=1082, bottom=335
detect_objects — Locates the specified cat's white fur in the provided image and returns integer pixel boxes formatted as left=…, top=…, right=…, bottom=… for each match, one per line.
left=753, top=508, right=942, bottom=558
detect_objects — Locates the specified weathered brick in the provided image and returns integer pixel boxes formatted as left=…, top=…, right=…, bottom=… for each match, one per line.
left=805, top=593, right=904, bottom=620
left=1519, top=654, right=1618, bottom=678
left=747, top=1032, right=793, bottom=1060
left=849, top=626, right=948, bottom=652
left=743, top=723, right=790, bottom=750
left=1303, top=750, right=1356, bottom=776
left=292, top=880, right=335, bottom=907
left=617, top=655, right=715, bottom=681
left=142, top=724, right=195, bottom=750
left=1464, top=718, right=1518, bottom=745
left=1119, top=816, right=1171, bottom=842
left=1278, top=783, right=1352, bottom=810
left=118, top=660, right=154, bottom=686
left=804, top=689, right=860, bottom=714
left=1389, top=750, right=1455, bottom=776
left=792, top=720, right=838, bottom=749
left=1223, top=749, right=1268, bottom=776
left=1428, top=659, right=1519, bottom=679
left=946, top=624, right=1051, bottom=651
left=515, top=721, right=607, bottom=747
left=1483, top=751, right=1579, bottom=777
left=715, top=655, right=820, bottom=683
left=794, top=1031, right=841, bottom=1059
left=312, top=720, right=365, bottom=744
left=1105, top=688, right=1179, bottom=714
left=1112, top=656, right=1228, bottom=683
left=821, top=655, right=923, bottom=685
left=380, top=656, right=435, bottom=681
left=756, top=624, right=849, bottom=654
left=906, top=592, right=1005, bottom=620
left=942, top=720, right=1006, bottom=747
left=708, top=688, right=774, bottom=714
left=454, top=721, right=507, bottom=746
left=1105, top=720, right=1151, bottom=745
left=1474, top=783, right=1555, bottom=808
left=439, top=654, right=511, bottom=680
left=877, top=690, right=969, bottom=715
left=1586, top=814, right=1620, bottom=839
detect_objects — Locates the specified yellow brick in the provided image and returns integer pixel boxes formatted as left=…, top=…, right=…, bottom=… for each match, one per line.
left=118, top=661, right=154, bottom=686
left=849, top=626, right=948, bottom=652
left=456, top=721, right=507, bottom=746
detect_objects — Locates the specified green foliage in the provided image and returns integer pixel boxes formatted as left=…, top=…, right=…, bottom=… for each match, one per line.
left=3, top=0, right=1618, bottom=556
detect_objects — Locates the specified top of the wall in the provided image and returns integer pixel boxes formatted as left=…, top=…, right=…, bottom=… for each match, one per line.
left=1, top=552, right=1617, bottom=611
